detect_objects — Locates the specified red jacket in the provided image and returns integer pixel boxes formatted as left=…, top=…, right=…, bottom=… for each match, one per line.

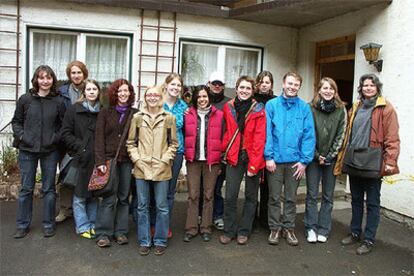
left=184, top=106, right=223, bottom=165
left=222, top=99, right=266, bottom=174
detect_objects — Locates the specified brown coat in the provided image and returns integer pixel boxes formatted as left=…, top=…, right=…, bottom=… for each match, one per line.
left=334, top=96, right=400, bottom=176
left=127, top=109, right=178, bottom=181
left=95, top=107, right=136, bottom=166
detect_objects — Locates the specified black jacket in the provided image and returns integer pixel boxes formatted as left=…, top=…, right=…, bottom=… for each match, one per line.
left=61, top=102, right=99, bottom=198
left=11, top=89, right=66, bottom=153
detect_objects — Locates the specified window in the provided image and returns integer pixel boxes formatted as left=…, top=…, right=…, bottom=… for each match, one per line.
left=29, top=28, right=131, bottom=89
left=179, top=40, right=262, bottom=88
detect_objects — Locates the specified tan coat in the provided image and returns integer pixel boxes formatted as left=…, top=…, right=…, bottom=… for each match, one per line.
left=127, top=109, right=178, bottom=181
left=334, top=96, right=400, bottom=176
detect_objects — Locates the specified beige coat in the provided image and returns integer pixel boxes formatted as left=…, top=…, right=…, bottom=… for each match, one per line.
left=127, top=109, right=178, bottom=181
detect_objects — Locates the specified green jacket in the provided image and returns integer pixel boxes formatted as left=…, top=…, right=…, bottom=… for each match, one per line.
left=310, top=105, right=347, bottom=162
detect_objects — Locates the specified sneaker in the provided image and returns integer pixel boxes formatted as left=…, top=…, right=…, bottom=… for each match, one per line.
left=115, top=235, right=128, bottom=245
left=80, top=230, right=93, bottom=239
left=97, top=237, right=111, bottom=248
left=283, top=228, right=299, bottom=246
left=183, top=232, right=196, bottom=242
left=201, top=233, right=211, bottom=242
left=341, top=233, right=360, bottom=246
left=168, top=229, right=173, bottom=239
left=268, top=229, right=281, bottom=245
left=13, top=228, right=29, bottom=239
left=306, top=229, right=317, bottom=243
left=55, top=211, right=71, bottom=223
left=154, top=246, right=166, bottom=256
left=90, top=228, right=96, bottom=237
left=317, top=234, right=327, bottom=243
left=43, top=227, right=56, bottom=238
left=214, top=218, right=224, bottom=230
left=356, top=240, right=374, bottom=255
left=139, top=246, right=151, bottom=256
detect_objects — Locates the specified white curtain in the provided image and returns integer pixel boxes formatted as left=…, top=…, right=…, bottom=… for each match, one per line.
left=86, top=36, right=128, bottom=87
left=181, top=44, right=218, bottom=86
left=225, top=48, right=258, bottom=88
left=33, top=33, right=77, bottom=81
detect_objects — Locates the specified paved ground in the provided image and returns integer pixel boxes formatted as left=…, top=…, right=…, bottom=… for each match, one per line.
left=1, top=196, right=413, bottom=275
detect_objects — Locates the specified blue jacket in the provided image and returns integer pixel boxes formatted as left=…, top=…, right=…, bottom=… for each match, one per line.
left=164, top=98, right=187, bottom=154
left=264, top=96, right=315, bottom=165
left=58, top=83, right=72, bottom=108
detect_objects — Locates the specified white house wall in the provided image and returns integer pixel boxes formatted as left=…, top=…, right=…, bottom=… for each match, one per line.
left=297, top=0, right=414, bottom=218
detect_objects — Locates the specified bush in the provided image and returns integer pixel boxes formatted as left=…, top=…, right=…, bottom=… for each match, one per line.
left=1, top=142, right=19, bottom=177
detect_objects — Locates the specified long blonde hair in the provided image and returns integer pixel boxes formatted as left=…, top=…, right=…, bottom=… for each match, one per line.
left=162, top=73, right=183, bottom=97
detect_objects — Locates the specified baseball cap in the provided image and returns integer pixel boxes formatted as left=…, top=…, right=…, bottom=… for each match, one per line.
left=209, top=71, right=225, bottom=84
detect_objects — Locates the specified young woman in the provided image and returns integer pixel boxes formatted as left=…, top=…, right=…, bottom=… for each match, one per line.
left=335, top=74, right=400, bottom=255
left=127, top=86, right=178, bottom=256
left=305, top=77, right=346, bottom=243
left=254, top=71, right=276, bottom=228
left=94, top=79, right=136, bottom=247
left=183, top=85, right=223, bottom=242
left=160, top=73, right=188, bottom=238
left=219, top=76, right=266, bottom=245
left=60, top=79, right=102, bottom=239
left=12, top=65, right=66, bottom=238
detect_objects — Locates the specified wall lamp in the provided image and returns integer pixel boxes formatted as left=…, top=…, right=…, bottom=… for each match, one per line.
left=360, top=43, right=383, bottom=72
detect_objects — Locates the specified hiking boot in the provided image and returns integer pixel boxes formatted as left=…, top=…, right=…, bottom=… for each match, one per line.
left=13, top=228, right=29, bottom=239
left=356, top=240, right=374, bottom=255
left=154, top=246, right=166, bottom=256
left=43, top=227, right=56, bottom=238
left=97, top=237, right=111, bottom=248
left=214, top=218, right=224, bottom=230
left=237, top=235, right=248, bottom=245
left=306, top=229, right=317, bottom=243
left=115, top=235, right=128, bottom=245
left=283, top=228, right=299, bottom=246
left=341, top=233, right=360, bottom=246
left=268, top=229, right=281, bottom=245
left=139, top=246, right=151, bottom=256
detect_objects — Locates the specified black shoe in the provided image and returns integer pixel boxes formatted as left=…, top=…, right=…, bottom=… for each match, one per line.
left=341, top=233, right=360, bottom=246
left=356, top=240, right=374, bottom=255
left=183, top=232, right=196, bottom=242
left=13, top=228, right=29, bottom=239
left=43, top=227, right=56, bottom=238
left=201, top=233, right=211, bottom=242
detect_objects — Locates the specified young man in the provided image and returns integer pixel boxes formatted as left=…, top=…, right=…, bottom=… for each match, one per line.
left=207, top=71, right=230, bottom=230
left=264, top=72, right=315, bottom=246
left=55, top=60, right=89, bottom=223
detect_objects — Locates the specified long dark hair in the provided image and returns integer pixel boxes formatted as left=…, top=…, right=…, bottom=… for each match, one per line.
left=31, top=65, right=58, bottom=96
left=191, top=85, right=212, bottom=108
left=255, top=70, right=274, bottom=95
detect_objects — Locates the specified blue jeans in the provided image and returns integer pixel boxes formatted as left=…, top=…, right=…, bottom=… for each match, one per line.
left=136, top=179, right=169, bottom=247
left=304, top=161, right=336, bottom=236
left=73, top=195, right=97, bottom=234
left=16, top=150, right=59, bottom=230
left=349, top=176, right=382, bottom=242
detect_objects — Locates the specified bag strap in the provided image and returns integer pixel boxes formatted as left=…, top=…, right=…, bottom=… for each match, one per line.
left=223, top=101, right=256, bottom=161
left=114, top=110, right=133, bottom=162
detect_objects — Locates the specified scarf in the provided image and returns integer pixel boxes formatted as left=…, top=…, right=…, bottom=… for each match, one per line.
left=82, top=100, right=100, bottom=113
left=317, top=98, right=336, bottom=113
left=254, top=93, right=274, bottom=104
left=116, top=105, right=129, bottom=124
left=234, top=97, right=253, bottom=134
left=209, top=90, right=225, bottom=104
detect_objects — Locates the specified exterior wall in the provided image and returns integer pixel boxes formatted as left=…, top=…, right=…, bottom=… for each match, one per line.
left=297, top=0, right=414, bottom=218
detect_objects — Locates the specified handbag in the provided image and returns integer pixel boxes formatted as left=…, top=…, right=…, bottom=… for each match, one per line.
left=61, top=157, right=78, bottom=188
left=342, top=146, right=383, bottom=178
left=88, top=112, right=133, bottom=196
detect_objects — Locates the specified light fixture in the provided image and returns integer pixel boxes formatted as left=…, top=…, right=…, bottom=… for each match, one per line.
left=360, top=43, right=383, bottom=72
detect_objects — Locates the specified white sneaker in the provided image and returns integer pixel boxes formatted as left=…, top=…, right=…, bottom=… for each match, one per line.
left=214, top=218, right=224, bottom=230
left=317, top=234, right=327, bottom=243
left=307, top=229, right=317, bottom=243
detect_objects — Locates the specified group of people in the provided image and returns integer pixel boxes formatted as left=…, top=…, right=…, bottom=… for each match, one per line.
left=11, top=59, right=400, bottom=257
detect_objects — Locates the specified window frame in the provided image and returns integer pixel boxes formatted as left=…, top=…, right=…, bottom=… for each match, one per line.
left=178, top=38, right=264, bottom=87
left=26, top=26, right=133, bottom=90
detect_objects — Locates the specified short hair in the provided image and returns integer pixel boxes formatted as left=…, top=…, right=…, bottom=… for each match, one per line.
left=282, top=71, right=303, bottom=86
left=357, top=74, right=382, bottom=98
left=31, top=65, right=58, bottom=96
left=191, top=85, right=211, bottom=108
left=107, top=79, right=135, bottom=107
left=143, top=86, right=164, bottom=110
left=311, top=77, right=344, bottom=108
left=255, top=70, right=274, bottom=95
left=162, top=73, right=183, bottom=96
left=235, top=75, right=255, bottom=90
left=77, top=79, right=101, bottom=104
left=66, top=60, right=88, bottom=81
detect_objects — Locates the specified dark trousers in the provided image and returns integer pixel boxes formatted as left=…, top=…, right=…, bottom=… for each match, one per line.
left=258, top=169, right=270, bottom=228
left=349, top=176, right=382, bottom=242
left=95, top=161, right=132, bottom=239
left=224, top=161, right=260, bottom=238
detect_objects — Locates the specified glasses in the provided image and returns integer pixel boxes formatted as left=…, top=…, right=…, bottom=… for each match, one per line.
left=146, top=93, right=161, bottom=98
left=211, top=81, right=224, bottom=86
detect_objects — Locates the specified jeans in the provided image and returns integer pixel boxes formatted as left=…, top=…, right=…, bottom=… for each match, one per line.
left=267, top=163, right=300, bottom=230
left=349, top=176, right=382, bottom=242
left=73, top=195, right=97, bottom=234
left=224, top=161, right=260, bottom=238
left=95, top=161, right=132, bottom=240
left=136, top=179, right=169, bottom=247
left=304, top=161, right=336, bottom=236
left=16, top=150, right=59, bottom=230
